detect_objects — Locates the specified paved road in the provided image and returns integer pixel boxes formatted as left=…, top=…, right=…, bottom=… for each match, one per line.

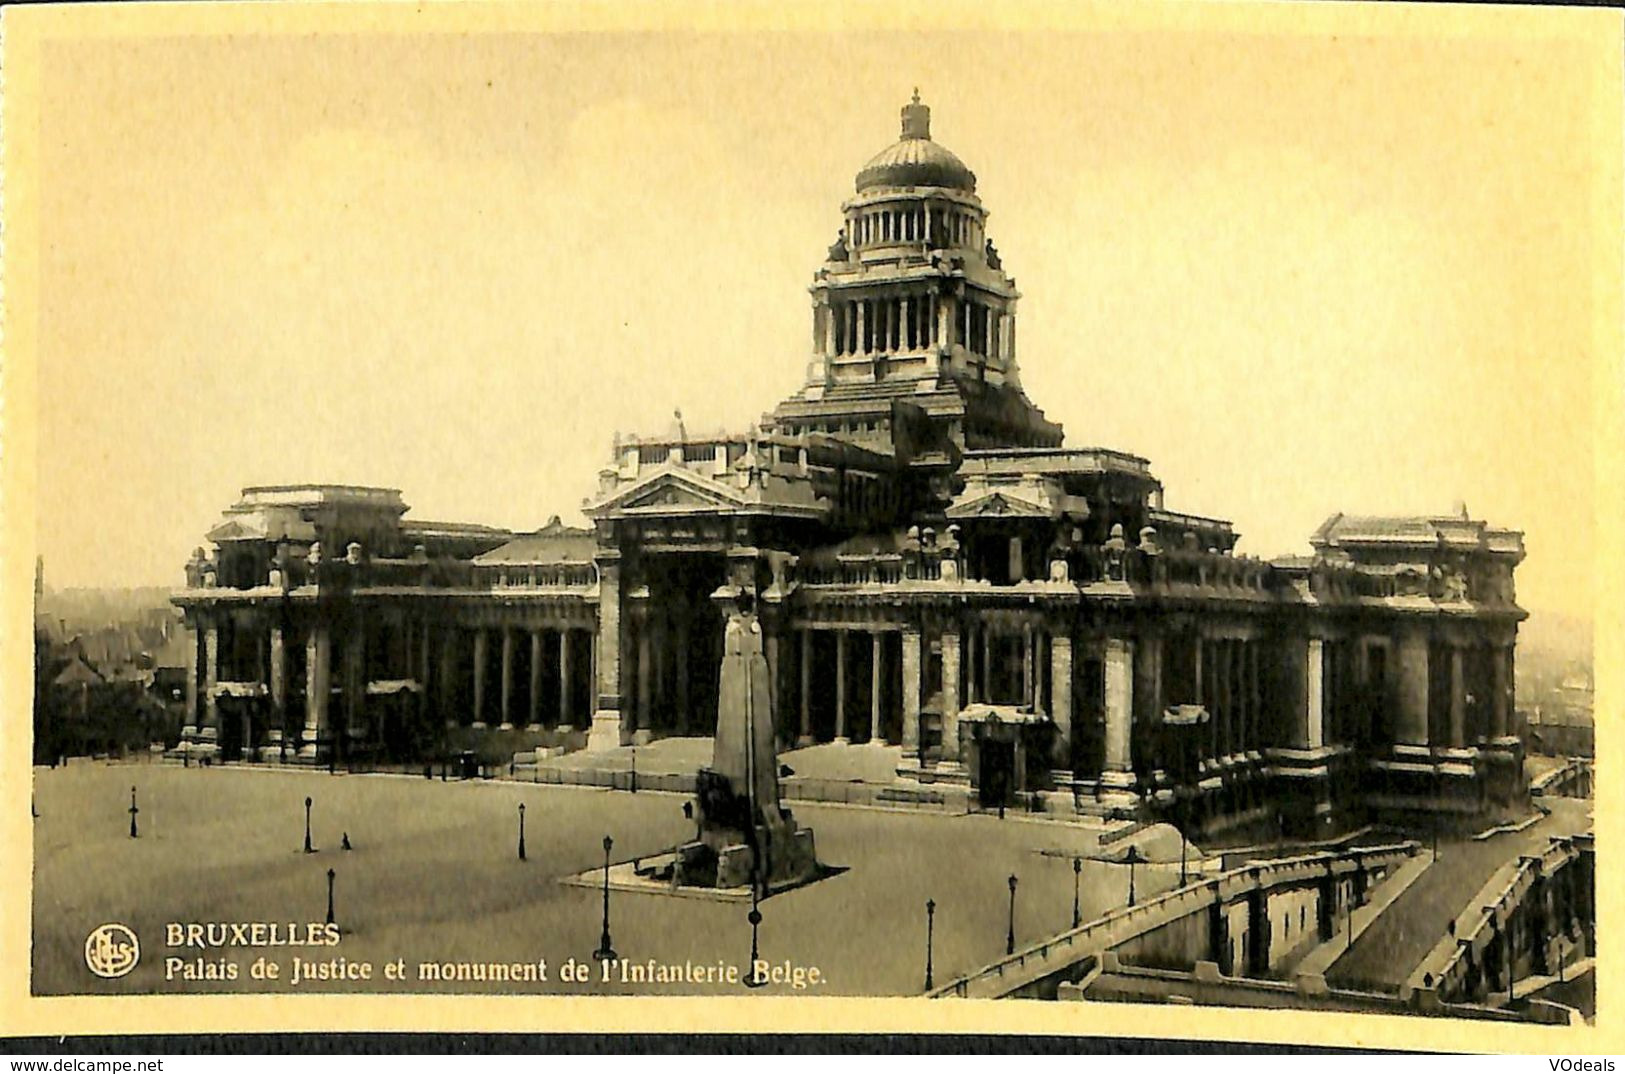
left=1325, top=798, right=1591, bottom=991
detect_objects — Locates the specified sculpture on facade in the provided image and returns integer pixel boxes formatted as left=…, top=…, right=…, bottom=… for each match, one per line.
left=826, top=228, right=849, bottom=263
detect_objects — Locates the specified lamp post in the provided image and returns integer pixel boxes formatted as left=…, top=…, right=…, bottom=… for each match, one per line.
left=593, top=835, right=616, bottom=962
left=1072, top=857, right=1082, bottom=929
left=325, top=867, right=336, bottom=927
left=744, top=884, right=765, bottom=989
left=924, top=899, right=936, bottom=991
left=304, top=796, right=314, bottom=853
left=1125, top=845, right=1144, bottom=907
left=128, top=786, right=139, bottom=839
left=630, top=746, right=638, bottom=794
left=1006, top=874, right=1018, bottom=955
left=1346, top=879, right=1354, bottom=951
left=517, top=803, right=526, bottom=861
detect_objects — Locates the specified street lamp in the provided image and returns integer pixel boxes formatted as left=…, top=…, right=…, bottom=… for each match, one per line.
left=325, top=867, right=336, bottom=927
left=1124, top=845, right=1145, bottom=907
left=1006, top=874, right=1019, bottom=955
left=924, top=899, right=936, bottom=991
left=744, top=884, right=765, bottom=989
left=304, top=796, right=314, bottom=853
left=128, top=786, right=139, bottom=839
left=517, top=803, right=526, bottom=861
left=1072, top=857, right=1082, bottom=929
left=593, top=835, right=617, bottom=962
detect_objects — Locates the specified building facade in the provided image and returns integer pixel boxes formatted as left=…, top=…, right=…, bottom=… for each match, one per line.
left=172, top=96, right=1527, bottom=834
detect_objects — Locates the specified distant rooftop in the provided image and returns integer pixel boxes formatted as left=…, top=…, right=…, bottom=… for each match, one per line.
left=474, top=518, right=596, bottom=566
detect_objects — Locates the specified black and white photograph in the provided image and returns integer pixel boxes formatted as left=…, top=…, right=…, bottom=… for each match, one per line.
left=4, top=0, right=1617, bottom=1053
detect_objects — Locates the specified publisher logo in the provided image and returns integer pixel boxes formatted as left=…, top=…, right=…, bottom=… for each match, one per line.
left=84, top=923, right=140, bottom=978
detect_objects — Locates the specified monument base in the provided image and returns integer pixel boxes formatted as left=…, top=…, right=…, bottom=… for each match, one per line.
left=585, top=711, right=625, bottom=753
left=676, top=824, right=819, bottom=891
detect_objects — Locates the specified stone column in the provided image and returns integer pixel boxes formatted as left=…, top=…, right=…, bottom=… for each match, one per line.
left=471, top=628, right=488, bottom=729
left=966, top=622, right=980, bottom=703
left=342, top=621, right=366, bottom=747
left=1022, top=625, right=1034, bottom=708
left=677, top=617, right=691, bottom=735
left=1448, top=644, right=1467, bottom=748
left=1234, top=641, right=1249, bottom=753
left=1193, top=634, right=1204, bottom=708
left=975, top=620, right=988, bottom=705
left=201, top=621, right=220, bottom=744
left=300, top=624, right=330, bottom=758
left=1396, top=626, right=1430, bottom=746
left=941, top=629, right=962, bottom=765
left=528, top=630, right=544, bottom=729
left=1133, top=632, right=1164, bottom=764
left=440, top=628, right=458, bottom=728
left=1232, top=640, right=1246, bottom=755
left=559, top=628, right=574, bottom=730
left=1050, top=633, right=1073, bottom=775
left=856, top=301, right=867, bottom=356
left=498, top=628, right=515, bottom=730
left=587, top=556, right=625, bottom=752
left=419, top=622, right=431, bottom=696
left=1202, top=640, right=1219, bottom=759
left=1305, top=637, right=1325, bottom=751
left=834, top=631, right=849, bottom=744
left=902, top=628, right=922, bottom=757
left=635, top=618, right=653, bottom=745
left=799, top=629, right=815, bottom=746
left=870, top=631, right=884, bottom=743
left=1102, top=637, right=1136, bottom=792
left=269, top=625, right=287, bottom=739
left=183, top=625, right=200, bottom=740
left=1491, top=645, right=1512, bottom=739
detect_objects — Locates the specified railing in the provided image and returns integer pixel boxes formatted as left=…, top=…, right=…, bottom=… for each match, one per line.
left=486, top=564, right=597, bottom=590
left=797, top=554, right=905, bottom=587
left=1426, top=835, right=1588, bottom=1002
left=931, top=841, right=1420, bottom=1000
left=1147, top=549, right=1274, bottom=594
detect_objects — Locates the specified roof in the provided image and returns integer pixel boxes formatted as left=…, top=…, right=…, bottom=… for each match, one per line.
left=1311, top=512, right=1524, bottom=555
left=796, top=531, right=907, bottom=568
left=53, top=656, right=105, bottom=687
left=401, top=519, right=513, bottom=540
left=473, top=518, right=597, bottom=566
left=855, top=96, right=976, bottom=194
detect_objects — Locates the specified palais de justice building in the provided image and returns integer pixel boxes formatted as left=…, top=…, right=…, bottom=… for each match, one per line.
left=172, top=96, right=1527, bottom=834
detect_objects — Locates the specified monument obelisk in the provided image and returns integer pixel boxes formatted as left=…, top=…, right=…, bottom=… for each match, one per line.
left=676, top=599, right=817, bottom=892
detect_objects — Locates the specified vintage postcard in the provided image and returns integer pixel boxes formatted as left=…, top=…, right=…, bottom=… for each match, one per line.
left=1, top=0, right=1620, bottom=1052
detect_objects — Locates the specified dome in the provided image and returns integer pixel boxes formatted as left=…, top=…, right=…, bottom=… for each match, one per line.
left=854, top=93, right=977, bottom=194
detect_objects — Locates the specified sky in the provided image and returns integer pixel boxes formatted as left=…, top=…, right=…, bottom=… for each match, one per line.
left=32, top=14, right=1607, bottom=625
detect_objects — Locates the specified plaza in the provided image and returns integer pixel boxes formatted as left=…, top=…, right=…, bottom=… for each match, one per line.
left=31, top=761, right=1186, bottom=997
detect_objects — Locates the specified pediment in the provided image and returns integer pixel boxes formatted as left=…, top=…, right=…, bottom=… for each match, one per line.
left=207, top=516, right=269, bottom=542
left=946, top=490, right=1050, bottom=519
left=594, top=466, right=746, bottom=515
